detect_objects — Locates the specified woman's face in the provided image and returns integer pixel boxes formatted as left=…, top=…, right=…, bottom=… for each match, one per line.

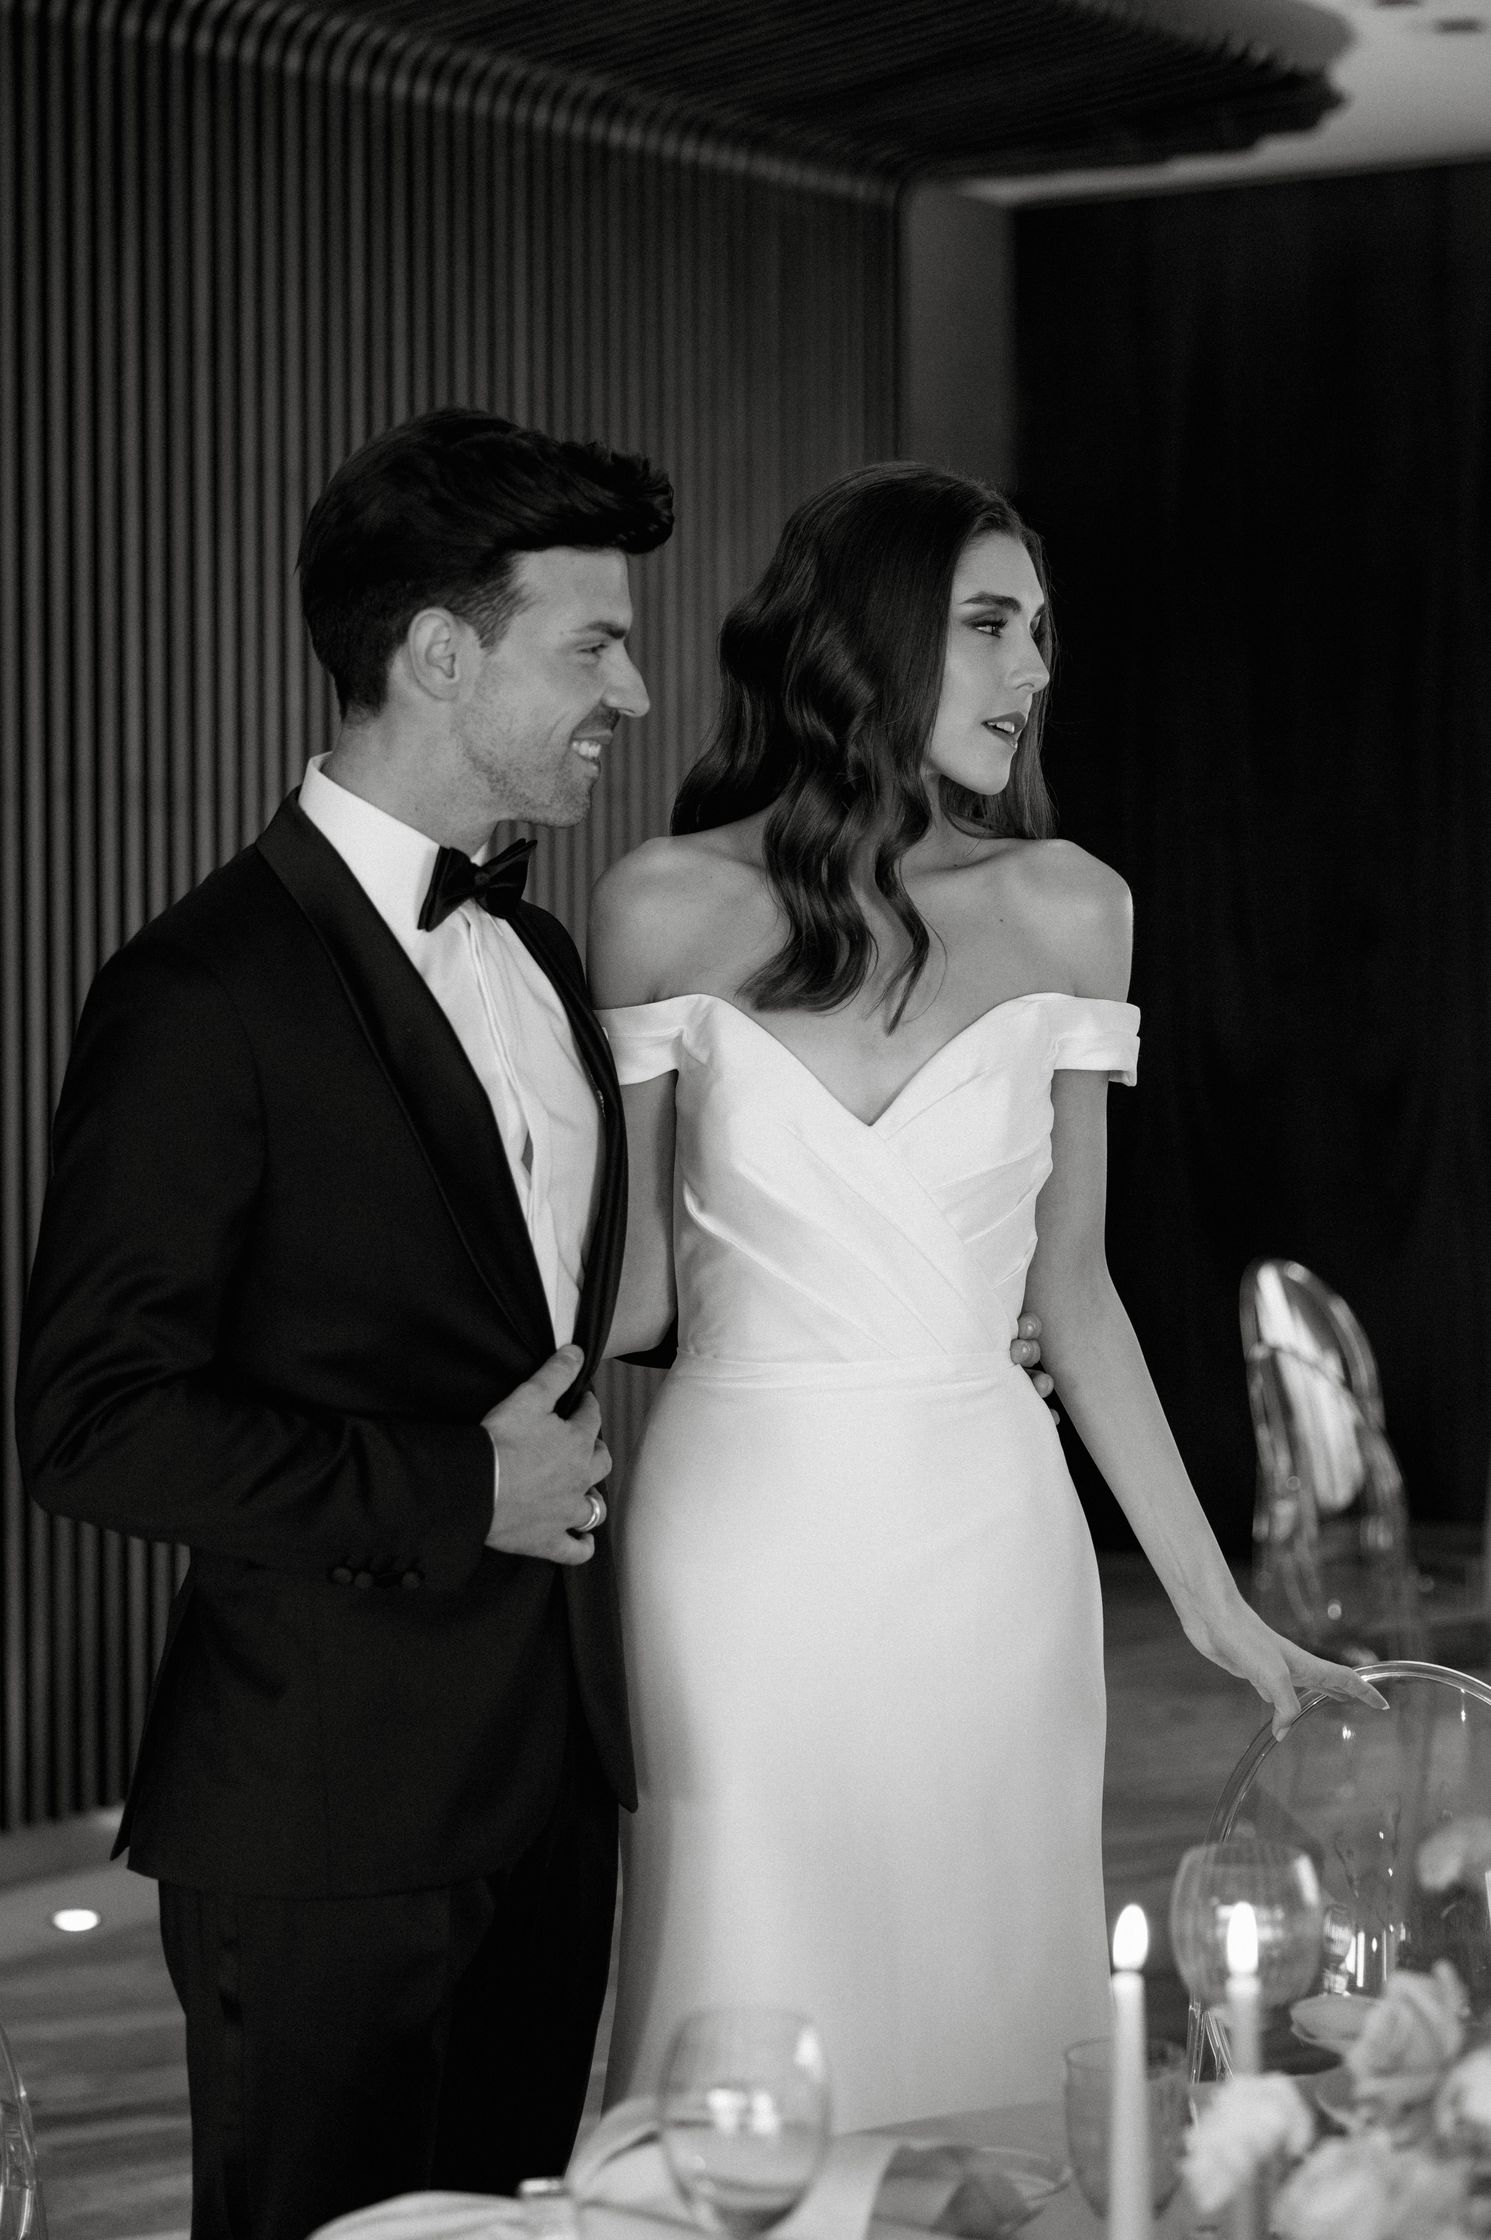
left=924, top=531, right=1050, bottom=799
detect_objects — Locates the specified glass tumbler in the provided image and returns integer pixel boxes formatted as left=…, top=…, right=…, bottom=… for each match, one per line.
left=1062, top=2038, right=1190, bottom=2217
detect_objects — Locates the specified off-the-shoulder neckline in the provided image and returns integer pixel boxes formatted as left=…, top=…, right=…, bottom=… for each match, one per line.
left=597, top=989, right=1138, bottom=1132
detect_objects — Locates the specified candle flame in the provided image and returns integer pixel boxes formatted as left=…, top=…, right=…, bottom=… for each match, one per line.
left=1226, top=1900, right=1259, bottom=1976
left=1112, top=1902, right=1148, bottom=1970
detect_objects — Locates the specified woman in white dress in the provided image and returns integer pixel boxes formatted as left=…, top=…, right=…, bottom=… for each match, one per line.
left=590, top=464, right=1382, bottom=2126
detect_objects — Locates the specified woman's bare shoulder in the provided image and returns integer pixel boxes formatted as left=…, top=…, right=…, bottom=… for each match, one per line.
left=587, top=824, right=767, bottom=1007
left=997, top=838, right=1133, bottom=1000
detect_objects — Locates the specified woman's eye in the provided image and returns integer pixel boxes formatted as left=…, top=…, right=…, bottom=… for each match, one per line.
left=974, top=618, right=1006, bottom=637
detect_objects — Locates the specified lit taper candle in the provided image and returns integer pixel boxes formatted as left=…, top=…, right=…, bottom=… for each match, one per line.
left=1225, top=1901, right=1262, bottom=2075
left=1225, top=1901, right=1263, bottom=2240
left=1108, top=1903, right=1153, bottom=2240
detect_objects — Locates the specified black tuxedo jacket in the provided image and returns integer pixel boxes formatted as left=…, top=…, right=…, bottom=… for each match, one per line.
left=16, top=796, right=635, bottom=1896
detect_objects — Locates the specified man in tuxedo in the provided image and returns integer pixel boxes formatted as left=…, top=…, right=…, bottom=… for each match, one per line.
left=16, top=408, right=674, bottom=2240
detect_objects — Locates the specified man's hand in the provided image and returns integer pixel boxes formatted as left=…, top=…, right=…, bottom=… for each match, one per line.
left=481, top=1346, right=611, bottom=1566
left=1010, top=1312, right=1058, bottom=1416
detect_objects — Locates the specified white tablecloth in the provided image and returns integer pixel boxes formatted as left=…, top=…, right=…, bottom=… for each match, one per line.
left=897, top=2103, right=1187, bottom=2237
left=312, top=2099, right=1189, bottom=2240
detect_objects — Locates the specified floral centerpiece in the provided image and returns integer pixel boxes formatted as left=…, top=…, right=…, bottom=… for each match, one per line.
left=1183, top=1818, right=1491, bottom=2240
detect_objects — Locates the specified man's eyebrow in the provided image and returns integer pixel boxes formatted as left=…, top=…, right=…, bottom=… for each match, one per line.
left=570, top=618, right=631, bottom=639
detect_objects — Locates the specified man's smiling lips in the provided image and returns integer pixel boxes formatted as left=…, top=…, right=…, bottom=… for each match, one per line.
left=570, top=723, right=617, bottom=766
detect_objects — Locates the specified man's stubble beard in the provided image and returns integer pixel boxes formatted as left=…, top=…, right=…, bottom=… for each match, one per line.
left=453, top=702, right=596, bottom=832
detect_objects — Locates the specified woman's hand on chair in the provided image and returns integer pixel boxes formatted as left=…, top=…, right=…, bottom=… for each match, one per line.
left=1181, top=1593, right=1389, bottom=1738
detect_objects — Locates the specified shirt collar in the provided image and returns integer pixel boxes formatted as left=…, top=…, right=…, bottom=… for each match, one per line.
left=300, top=752, right=475, bottom=937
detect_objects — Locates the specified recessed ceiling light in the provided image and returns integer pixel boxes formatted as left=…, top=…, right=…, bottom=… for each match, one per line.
left=50, top=1907, right=102, bottom=1933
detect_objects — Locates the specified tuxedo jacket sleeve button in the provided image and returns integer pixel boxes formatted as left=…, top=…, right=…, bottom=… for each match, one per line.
left=352, top=1570, right=375, bottom=1589
left=400, top=1570, right=423, bottom=1590
left=329, top=1565, right=354, bottom=1586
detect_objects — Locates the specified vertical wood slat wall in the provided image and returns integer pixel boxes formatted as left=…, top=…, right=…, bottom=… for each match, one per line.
left=0, top=0, right=900, bottom=1830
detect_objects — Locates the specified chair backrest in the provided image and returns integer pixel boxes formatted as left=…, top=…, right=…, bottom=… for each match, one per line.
left=1186, top=1662, right=1491, bottom=2081
left=1241, top=1259, right=1384, bottom=1425
left=1242, top=1259, right=1391, bottom=1522
left=1240, top=1259, right=1421, bottom=1661
left=0, top=2016, right=45, bottom=2240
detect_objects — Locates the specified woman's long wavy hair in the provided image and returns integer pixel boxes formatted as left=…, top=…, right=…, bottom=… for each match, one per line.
left=671, top=463, right=1056, bottom=1026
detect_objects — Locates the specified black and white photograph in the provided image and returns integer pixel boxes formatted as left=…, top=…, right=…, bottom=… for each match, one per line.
left=1, top=5, right=1489, bottom=2239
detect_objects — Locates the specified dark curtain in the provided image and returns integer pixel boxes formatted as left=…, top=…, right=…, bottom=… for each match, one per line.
left=1013, top=162, right=1491, bottom=1553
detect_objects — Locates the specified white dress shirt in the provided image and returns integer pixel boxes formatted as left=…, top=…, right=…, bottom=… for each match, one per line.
left=299, top=754, right=601, bottom=1400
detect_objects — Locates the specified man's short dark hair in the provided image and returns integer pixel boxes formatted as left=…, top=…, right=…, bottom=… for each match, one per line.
left=298, top=407, right=675, bottom=717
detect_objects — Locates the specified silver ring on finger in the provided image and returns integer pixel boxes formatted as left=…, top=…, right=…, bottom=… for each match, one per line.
left=581, top=1491, right=605, bottom=1534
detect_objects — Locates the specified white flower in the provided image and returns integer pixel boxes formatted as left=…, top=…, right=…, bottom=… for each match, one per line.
left=1418, top=1817, right=1491, bottom=1893
left=1271, top=2135, right=1469, bottom=2240
left=1435, top=2045, right=1491, bottom=2148
left=1347, top=1963, right=1467, bottom=2110
left=1181, top=2074, right=1314, bottom=2216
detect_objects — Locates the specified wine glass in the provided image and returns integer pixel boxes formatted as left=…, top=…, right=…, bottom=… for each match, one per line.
left=1169, top=1839, right=1325, bottom=2011
left=659, top=2007, right=831, bottom=2238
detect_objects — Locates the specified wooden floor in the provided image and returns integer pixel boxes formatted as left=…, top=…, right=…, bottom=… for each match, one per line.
left=0, top=1557, right=1270, bottom=2240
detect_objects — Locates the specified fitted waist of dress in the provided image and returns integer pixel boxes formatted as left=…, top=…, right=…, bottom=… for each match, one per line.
left=669, top=1348, right=1021, bottom=1393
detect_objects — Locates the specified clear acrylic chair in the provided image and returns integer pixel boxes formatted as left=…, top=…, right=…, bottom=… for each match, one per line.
left=1185, top=1661, right=1491, bottom=2081
left=1241, top=1258, right=1424, bottom=1663
left=0, top=2015, right=45, bottom=2240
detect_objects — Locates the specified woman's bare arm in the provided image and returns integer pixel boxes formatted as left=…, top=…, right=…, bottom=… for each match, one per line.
left=603, top=1073, right=678, bottom=1358
left=1026, top=1071, right=1385, bottom=1732
left=1012, top=848, right=1385, bottom=1733
left=589, top=847, right=685, bottom=1360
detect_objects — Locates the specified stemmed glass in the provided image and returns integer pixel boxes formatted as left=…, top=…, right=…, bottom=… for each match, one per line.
left=1169, top=1839, right=1325, bottom=2012
left=659, top=2007, right=831, bottom=2238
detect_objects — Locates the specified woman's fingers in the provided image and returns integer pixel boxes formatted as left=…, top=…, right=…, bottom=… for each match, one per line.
left=1289, top=1648, right=1389, bottom=1714
left=1192, top=1605, right=1392, bottom=1736
left=1264, top=1663, right=1303, bottom=1739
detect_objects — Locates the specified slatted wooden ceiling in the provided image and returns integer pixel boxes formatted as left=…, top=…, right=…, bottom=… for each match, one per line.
left=319, top=0, right=1341, bottom=176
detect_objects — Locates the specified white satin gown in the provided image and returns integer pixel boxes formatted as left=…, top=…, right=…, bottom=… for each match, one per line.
left=598, top=990, right=1140, bottom=2125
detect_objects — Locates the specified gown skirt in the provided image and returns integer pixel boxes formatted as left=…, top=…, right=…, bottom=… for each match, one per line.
left=606, top=1349, right=1112, bottom=2126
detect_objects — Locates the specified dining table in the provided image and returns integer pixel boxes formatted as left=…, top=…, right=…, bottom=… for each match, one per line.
left=311, top=2095, right=1193, bottom=2240
left=895, top=2099, right=1189, bottom=2237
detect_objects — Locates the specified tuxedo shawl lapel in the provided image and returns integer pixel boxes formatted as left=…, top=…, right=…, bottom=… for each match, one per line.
left=504, top=901, right=628, bottom=1410
left=256, top=797, right=553, bottom=1357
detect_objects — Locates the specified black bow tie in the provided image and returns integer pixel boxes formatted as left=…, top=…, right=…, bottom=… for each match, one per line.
left=418, top=837, right=536, bottom=932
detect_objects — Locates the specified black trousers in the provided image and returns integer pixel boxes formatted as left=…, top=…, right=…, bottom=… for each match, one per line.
left=157, top=1719, right=618, bottom=2240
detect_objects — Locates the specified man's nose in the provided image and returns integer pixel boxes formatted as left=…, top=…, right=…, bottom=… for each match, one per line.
left=604, top=649, right=650, bottom=720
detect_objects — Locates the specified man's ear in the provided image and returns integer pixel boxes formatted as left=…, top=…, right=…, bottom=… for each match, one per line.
left=401, top=608, right=465, bottom=702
